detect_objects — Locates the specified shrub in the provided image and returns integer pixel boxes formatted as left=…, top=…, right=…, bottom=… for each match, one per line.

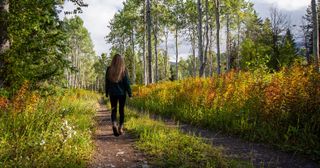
left=129, top=65, right=320, bottom=160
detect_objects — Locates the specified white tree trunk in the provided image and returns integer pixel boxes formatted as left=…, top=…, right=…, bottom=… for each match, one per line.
left=154, top=13, right=159, bottom=82
left=164, top=28, right=169, bottom=79
left=312, top=0, right=319, bottom=71
left=197, top=0, right=204, bottom=77
left=175, top=28, right=179, bottom=80
left=146, top=0, right=153, bottom=84
left=131, top=27, right=136, bottom=84
left=215, top=0, right=221, bottom=75
left=226, top=14, right=231, bottom=71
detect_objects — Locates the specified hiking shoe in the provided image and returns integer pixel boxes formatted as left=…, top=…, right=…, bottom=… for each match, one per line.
left=112, top=125, right=119, bottom=137
left=118, top=125, right=124, bottom=135
left=112, top=122, right=119, bottom=137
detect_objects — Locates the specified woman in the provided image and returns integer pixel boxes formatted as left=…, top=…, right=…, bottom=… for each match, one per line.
left=105, top=54, right=132, bottom=137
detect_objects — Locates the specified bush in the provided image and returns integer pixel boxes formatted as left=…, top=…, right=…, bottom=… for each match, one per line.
left=129, top=65, right=320, bottom=160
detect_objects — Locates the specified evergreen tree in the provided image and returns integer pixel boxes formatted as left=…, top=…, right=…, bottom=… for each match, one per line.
left=279, top=29, right=298, bottom=67
left=240, top=16, right=272, bottom=70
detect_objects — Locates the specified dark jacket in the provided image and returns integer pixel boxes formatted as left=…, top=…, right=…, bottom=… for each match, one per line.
left=105, top=67, right=132, bottom=97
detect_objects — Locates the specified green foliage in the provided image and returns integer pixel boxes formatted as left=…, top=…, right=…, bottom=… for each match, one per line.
left=278, top=29, right=299, bottom=67
left=240, top=38, right=270, bottom=70
left=241, top=16, right=300, bottom=71
left=0, top=88, right=99, bottom=167
left=63, top=16, right=98, bottom=89
left=3, top=0, right=69, bottom=88
left=93, top=53, right=109, bottom=92
left=129, top=66, right=320, bottom=160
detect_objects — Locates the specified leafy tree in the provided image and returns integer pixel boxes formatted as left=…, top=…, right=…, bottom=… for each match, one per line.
left=240, top=16, right=272, bottom=70
left=169, top=0, right=185, bottom=80
left=184, top=0, right=198, bottom=77
left=63, top=16, right=97, bottom=89
left=2, top=0, right=69, bottom=88
left=93, top=53, right=108, bottom=92
left=269, top=7, right=288, bottom=71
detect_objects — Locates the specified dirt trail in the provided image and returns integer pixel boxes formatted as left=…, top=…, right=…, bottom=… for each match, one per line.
left=179, top=123, right=319, bottom=168
left=88, top=103, right=148, bottom=168
left=88, top=101, right=319, bottom=168
left=149, top=114, right=319, bottom=168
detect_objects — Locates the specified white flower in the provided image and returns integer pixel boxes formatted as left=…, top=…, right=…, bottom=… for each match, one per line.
left=40, top=140, right=45, bottom=146
left=63, top=120, right=68, bottom=127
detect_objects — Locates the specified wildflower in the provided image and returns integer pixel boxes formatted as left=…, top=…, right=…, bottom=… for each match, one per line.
left=40, top=140, right=45, bottom=146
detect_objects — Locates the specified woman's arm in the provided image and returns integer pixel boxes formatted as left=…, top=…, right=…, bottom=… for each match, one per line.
left=124, top=72, right=132, bottom=97
left=105, top=68, right=109, bottom=97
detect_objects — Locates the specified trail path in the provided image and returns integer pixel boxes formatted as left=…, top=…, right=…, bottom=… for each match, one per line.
left=149, top=114, right=319, bottom=168
left=88, top=102, right=149, bottom=168
left=88, top=101, right=319, bottom=168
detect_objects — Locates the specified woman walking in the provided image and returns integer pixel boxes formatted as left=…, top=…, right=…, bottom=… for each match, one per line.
left=105, top=54, right=132, bottom=137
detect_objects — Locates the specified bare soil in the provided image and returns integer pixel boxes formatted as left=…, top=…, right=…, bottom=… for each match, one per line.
left=88, top=103, right=149, bottom=168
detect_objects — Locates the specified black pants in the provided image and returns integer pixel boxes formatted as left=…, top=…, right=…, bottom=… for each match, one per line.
left=110, top=95, right=126, bottom=126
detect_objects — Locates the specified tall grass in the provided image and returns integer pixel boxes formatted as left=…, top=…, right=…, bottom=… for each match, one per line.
left=129, top=66, right=320, bottom=160
left=0, top=83, right=99, bottom=167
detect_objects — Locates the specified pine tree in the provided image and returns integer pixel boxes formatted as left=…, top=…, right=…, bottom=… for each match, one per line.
left=279, top=29, right=298, bottom=67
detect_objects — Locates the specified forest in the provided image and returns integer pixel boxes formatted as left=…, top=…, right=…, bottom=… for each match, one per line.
left=0, top=0, right=319, bottom=167
left=107, top=0, right=318, bottom=84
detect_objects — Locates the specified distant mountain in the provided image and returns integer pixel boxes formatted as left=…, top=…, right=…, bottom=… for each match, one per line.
left=169, top=61, right=177, bottom=66
left=296, top=41, right=305, bottom=49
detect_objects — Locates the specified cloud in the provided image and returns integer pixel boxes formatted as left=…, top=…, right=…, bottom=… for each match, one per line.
left=61, top=0, right=125, bottom=56
left=251, top=0, right=309, bottom=11
left=61, top=0, right=309, bottom=60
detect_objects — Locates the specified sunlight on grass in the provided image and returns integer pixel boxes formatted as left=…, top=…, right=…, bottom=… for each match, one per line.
left=0, top=86, right=100, bottom=167
left=125, top=108, right=252, bottom=168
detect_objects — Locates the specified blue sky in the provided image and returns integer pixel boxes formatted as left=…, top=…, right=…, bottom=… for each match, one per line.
left=61, top=0, right=310, bottom=59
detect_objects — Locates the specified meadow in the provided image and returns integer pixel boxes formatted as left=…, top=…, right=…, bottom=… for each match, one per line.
left=129, top=65, right=320, bottom=160
left=0, top=83, right=100, bottom=167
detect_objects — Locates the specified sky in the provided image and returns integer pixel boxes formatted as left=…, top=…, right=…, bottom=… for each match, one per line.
left=61, top=0, right=310, bottom=59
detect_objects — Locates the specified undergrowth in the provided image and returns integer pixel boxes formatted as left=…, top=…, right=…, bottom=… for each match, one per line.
left=0, top=83, right=99, bottom=167
left=129, top=65, right=320, bottom=160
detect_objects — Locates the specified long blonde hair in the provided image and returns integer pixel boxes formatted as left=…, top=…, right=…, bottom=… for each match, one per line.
left=108, top=54, right=126, bottom=83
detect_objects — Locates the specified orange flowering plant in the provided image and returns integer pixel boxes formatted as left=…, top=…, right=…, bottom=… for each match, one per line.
left=129, top=65, right=320, bottom=159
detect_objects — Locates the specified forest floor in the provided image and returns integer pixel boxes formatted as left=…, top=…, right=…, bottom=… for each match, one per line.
left=88, top=102, right=149, bottom=168
left=89, top=100, right=319, bottom=168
